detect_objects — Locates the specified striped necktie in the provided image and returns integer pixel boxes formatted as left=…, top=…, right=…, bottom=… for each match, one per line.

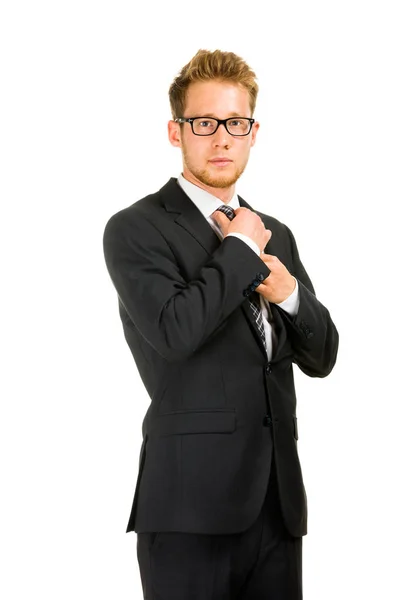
left=215, top=204, right=267, bottom=351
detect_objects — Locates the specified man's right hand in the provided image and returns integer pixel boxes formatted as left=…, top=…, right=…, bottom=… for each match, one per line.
left=212, top=207, right=272, bottom=253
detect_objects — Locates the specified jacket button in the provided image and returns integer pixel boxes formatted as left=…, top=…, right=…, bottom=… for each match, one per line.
left=265, top=362, right=272, bottom=374
left=262, top=415, right=272, bottom=427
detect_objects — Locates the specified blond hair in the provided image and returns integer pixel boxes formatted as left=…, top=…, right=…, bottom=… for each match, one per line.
left=168, top=49, right=259, bottom=119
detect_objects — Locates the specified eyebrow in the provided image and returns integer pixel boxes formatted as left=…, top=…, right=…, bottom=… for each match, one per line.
left=195, top=113, right=245, bottom=118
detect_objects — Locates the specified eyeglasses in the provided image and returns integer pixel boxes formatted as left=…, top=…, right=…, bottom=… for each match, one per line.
left=174, top=117, right=255, bottom=136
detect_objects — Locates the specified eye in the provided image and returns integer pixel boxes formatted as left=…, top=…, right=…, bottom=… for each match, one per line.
left=197, top=120, right=215, bottom=128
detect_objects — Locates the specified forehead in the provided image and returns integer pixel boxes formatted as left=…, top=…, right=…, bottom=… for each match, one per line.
left=184, top=80, right=251, bottom=118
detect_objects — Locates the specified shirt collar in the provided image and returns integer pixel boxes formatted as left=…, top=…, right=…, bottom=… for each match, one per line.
left=177, top=173, right=240, bottom=218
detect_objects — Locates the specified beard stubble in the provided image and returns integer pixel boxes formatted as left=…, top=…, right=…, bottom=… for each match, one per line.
left=182, top=146, right=247, bottom=189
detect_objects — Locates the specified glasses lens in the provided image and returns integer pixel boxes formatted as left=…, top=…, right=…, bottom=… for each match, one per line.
left=226, top=118, right=251, bottom=135
left=192, top=118, right=218, bottom=135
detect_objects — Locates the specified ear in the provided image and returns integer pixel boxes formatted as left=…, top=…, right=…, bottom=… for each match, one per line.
left=250, top=120, right=260, bottom=147
left=168, top=120, right=182, bottom=148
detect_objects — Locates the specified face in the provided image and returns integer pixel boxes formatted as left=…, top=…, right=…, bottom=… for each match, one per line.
left=168, top=80, right=260, bottom=201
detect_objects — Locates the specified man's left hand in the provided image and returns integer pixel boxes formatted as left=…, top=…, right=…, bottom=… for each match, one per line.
left=256, top=253, right=296, bottom=303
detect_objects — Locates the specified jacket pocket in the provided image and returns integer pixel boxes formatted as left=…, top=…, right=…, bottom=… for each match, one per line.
left=152, top=408, right=237, bottom=436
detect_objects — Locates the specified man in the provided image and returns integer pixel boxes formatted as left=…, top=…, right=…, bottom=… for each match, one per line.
left=103, top=49, right=339, bottom=600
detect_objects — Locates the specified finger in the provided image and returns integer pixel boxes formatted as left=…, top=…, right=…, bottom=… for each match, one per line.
left=211, top=211, right=227, bottom=227
left=261, top=253, right=276, bottom=260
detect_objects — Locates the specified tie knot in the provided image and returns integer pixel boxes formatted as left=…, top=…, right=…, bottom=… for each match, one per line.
left=216, top=204, right=236, bottom=221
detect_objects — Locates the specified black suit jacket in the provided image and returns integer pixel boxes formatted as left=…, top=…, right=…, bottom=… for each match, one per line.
left=103, top=177, right=339, bottom=538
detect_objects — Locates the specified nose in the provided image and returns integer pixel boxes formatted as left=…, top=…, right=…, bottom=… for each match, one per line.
left=212, top=123, right=232, bottom=147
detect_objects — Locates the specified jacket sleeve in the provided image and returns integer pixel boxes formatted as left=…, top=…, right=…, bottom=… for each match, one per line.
left=103, top=209, right=270, bottom=363
left=275, top=225, right=339, bottom=378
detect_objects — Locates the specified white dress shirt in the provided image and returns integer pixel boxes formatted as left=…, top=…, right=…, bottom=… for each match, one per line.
left=177, top=174, right=300, bottom=360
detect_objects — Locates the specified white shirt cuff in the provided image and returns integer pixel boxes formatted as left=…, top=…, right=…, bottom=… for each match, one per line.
left=275, top=277, right=300, bottom=316
left=225, top=233, right=260, bottom=256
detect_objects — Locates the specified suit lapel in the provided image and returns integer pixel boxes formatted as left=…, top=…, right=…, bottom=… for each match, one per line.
left=162, top=178, right=222, bottom=256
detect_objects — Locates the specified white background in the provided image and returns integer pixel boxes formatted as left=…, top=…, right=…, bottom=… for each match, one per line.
left=1, top=0, right=404, bottom=598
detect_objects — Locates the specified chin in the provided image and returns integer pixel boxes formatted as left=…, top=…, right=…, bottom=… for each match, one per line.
left=199, top=166, right=244, bottom=189
left=208, top=177, right=238, bottom=189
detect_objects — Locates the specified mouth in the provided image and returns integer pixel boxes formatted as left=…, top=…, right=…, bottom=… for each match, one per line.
left=209, top=158, right=233, bottom=167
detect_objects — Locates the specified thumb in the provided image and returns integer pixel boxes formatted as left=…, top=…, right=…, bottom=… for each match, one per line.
left=211, top=210, right=228, bottom=228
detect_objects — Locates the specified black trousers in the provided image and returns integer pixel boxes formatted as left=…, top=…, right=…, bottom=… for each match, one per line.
left=136, top=457, right=303, bottom=599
